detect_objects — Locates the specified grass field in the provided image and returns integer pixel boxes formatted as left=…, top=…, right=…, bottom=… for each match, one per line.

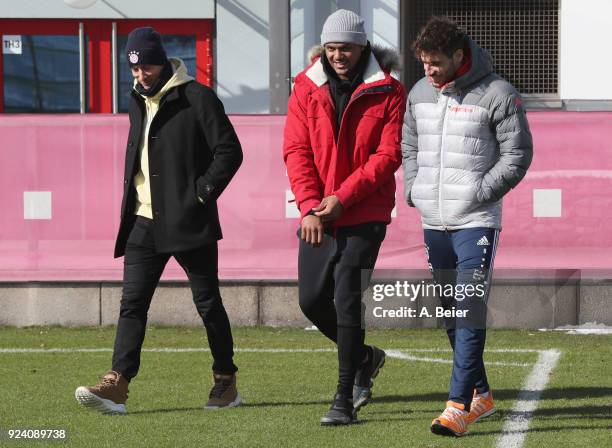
left=0, top=326, right=610, bottom=447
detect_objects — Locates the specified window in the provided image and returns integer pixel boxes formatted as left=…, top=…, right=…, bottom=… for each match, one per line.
left=0, top=21, right=83, bottom=113
left=4, top=35, right=80, bottom=113
left=403, top=0, right=559, bottom=98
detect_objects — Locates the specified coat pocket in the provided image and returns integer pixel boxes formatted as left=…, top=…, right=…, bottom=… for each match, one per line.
left=360, top=106, right=385, bottom=119
left=356, top=107, right=386, bottom=149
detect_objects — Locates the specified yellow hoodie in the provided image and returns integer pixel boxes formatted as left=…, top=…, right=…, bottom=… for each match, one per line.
left=133, top=58, right=194, bottom=219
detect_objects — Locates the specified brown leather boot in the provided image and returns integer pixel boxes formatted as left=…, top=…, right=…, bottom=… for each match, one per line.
left=75, top=370, right=129, bottom=414
left=204, top=372, right=242, bottom=409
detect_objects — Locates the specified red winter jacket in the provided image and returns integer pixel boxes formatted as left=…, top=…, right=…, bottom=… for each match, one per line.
left=283, top=46, right=406, bottom=227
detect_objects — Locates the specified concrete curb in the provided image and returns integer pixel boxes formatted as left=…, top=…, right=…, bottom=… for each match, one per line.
left=0, top=279, right=610, bottom=328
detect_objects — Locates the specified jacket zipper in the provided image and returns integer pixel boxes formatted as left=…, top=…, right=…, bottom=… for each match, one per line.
left=323, top=83, right=393, bottom=233
left=335, top=85, right=392, bottom=186
left=438, top=95, right=450, bottom=229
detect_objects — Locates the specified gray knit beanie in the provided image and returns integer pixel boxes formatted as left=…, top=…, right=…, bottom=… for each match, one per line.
left=321, top=9, right=367, bottom=46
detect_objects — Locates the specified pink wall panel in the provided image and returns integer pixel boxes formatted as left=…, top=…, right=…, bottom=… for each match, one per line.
left=0, top=125, right=27, bottom=239
left=0, top=112, right=610, bottom=281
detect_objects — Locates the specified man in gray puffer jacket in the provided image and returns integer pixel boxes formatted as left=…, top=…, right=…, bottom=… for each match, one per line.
left=402, top=17, right=532, bottom=437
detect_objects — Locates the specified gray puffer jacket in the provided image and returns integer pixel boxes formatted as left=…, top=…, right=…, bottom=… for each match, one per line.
left=402, top=38, right=533, bottom=230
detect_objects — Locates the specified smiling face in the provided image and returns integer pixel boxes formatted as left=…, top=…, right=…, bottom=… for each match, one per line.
left=324, top=42, right=364, bottom=80
left=420, top=48, right=464, bottom=88
left=130, top=64, right=164, bottom=91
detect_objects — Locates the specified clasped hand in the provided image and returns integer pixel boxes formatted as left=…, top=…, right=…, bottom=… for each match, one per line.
left=300, top=195, right=344, bottom=247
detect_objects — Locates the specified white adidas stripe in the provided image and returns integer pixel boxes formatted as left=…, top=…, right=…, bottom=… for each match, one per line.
left=482, top=229, right=501, bottom=304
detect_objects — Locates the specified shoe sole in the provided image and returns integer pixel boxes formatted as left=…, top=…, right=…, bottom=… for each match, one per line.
left=203, top=393, right=243, bottom=410
left=320, top=417, right=358, bottom=426
left=469, top=407, right=496, bottom=424
left=353, top=353, right=386, bottom=411
left=74, top=387, right=126, bottom=415
left=431, top=422, right=468, bottom=437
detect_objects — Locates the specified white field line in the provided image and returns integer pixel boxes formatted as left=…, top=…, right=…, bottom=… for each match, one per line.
left=496, top=349, right=562, bottom=448
left=0, top=347, right=544, bottom=354
left=0, top=347, right=533, bottom=367
left=386, top=350, right=531, bottom=367
left=1, top=345, right=559, bottom=447
left=0, top=348, right=335, bottom=353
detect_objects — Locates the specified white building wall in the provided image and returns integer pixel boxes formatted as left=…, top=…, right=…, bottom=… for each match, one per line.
left=560, top=0, right=612, bottom=100
left=360, top=0, right=398, bottom=49
left=216, top=0, right=270, bottom=113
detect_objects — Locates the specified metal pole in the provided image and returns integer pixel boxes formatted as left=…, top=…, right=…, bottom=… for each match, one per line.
left=78, top=22, right=86, bottom=114
left=212, top=0, right=217, bottom=91
left=111, top=21, right=118, bottom=113
left=269, top=0, right=290, bottom=114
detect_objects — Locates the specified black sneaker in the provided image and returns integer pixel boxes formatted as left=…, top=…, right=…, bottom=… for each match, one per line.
left=353, top=345, right=386, bottom=410
left=320, top=393, right=358, bottom=426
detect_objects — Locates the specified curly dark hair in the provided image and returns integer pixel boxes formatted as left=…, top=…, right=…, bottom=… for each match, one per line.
left=412, top=16, right=467, bottom=58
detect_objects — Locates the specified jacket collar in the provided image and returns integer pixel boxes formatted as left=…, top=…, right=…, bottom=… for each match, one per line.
left=132, top=82, right=182, bottom=104
left=161, top=87, right=181, bottom=104
left=134, top=58, right=194, bottom=103
left=305, top=51, right=386, bottom=88
left=442, top=38, right=493, bottom=94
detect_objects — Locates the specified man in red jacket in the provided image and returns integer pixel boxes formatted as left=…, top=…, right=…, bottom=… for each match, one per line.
left=283, top=9, right=406, bottom=425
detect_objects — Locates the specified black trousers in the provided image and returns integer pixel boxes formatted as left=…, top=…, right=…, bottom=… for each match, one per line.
left=112, top=216, right=237, bottom=380
left=298, top=222, right=386, bottom=396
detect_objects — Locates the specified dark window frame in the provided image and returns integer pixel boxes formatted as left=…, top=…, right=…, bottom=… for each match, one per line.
left=0, top=19, right=213, bottom=114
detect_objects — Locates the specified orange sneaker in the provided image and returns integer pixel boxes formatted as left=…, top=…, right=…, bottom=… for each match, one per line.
left=431, top=401, right=469, bottom=437
left=467, top=390, right=496, bottom=424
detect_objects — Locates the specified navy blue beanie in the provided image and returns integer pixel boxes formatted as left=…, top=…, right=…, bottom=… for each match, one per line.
left=126, top=27, right=167, bottom=66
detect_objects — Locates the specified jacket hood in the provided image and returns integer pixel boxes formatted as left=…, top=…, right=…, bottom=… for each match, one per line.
left=135, top=57, right=194, bottom=100
left=304, top=44, right=401, bottom=87
left=447, top=38, right=493, bottom=93
left=307, top=44, right=401, bottom=73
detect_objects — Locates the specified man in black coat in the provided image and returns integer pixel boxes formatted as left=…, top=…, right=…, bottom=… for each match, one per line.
left=75, top=27, right=243, bottom=414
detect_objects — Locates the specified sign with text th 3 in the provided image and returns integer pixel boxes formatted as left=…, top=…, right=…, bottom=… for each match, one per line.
left=3, top=35, right=22, bottom=55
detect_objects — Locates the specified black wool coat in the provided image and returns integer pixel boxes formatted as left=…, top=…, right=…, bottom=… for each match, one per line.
left=114, top=81, right=243, bottom=257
